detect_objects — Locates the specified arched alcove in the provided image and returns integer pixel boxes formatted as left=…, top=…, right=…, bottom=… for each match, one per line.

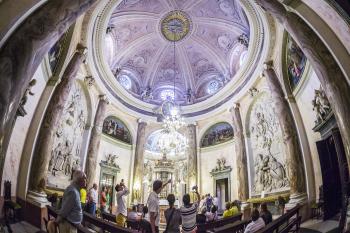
left=200, top=122, right=234, bottom=148
left=102, top=116, right=132, bottom=145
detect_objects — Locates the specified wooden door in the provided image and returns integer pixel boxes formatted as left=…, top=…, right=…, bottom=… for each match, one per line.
left=316, top=136, right=342, bottom=220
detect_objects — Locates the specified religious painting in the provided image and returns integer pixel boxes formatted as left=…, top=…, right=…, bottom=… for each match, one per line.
left=248, top=93, right=289, bottom=195
left=200, top=122, right=234, bottom=148
left=102, top=116, right=132, bottom=144
left=47, top=82, right=87, bottom=189
left=286, top=34, right=307, bottom=90
left=48, top=30, right=69, bottom=74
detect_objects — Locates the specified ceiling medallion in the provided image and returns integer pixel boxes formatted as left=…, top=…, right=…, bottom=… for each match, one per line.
left=160, top=10, right=192, bottom=42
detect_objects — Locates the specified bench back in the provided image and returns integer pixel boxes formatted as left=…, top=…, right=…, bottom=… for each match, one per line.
left=197, top=213, right=242, bottom=233
left=215, top=219, right=251, bottom=233
left=255, top=205, right=301, bottom=233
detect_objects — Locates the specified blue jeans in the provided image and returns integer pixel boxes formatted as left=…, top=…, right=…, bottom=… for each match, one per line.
left=87, top=202, right=96, bottom=216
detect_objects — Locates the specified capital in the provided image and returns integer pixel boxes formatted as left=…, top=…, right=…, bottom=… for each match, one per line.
left=263, top=60, right=274, bottom=71
left=76, top=44, right=88, bottom=55
left=99, top=94, right=110, bottom=104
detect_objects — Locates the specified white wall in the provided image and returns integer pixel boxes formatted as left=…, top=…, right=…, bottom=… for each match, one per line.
left=199, top=140, right=238, bottom=201
left=3, top=63, right=48, bottom=195
left=294, top=69, right=322, bottom=198
left=94, top=134, right=134, bottom=204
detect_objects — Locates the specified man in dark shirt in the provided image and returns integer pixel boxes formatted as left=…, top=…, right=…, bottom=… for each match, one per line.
left=259, top=203, right=272, bottom=225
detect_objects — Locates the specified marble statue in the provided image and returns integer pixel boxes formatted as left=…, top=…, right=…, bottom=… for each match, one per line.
left=140, top=86, right=153, bottom=101
left=20, top=79, right=37, bottom=107
left=212, top=158, right=230, bottom=172
left=185, top=88, right=193, bottom=104
left=105, top=154, right=118, bottom=167
left=312, top=88, right=331, bottom=124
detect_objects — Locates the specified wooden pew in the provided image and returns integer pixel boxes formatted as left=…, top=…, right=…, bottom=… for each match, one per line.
left=101, top=211, right=145, bottom=231
left=47, top=205, right=136, bottom=233
left=214, top=219, right=251, bottom=233
left=197, top=213, right=242, bottom=233
left=101, top=211, right=116, bottom=222
left=255, top=205, right=302, bottom=233
left=47, top=205, right=90, bottom=233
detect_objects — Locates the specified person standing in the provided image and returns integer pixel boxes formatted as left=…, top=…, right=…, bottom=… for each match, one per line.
left=55, top=170, right=87, bottom=233
left=146, top=179, right=172, bottom=233
left=180, top=186, right=200, bottom=233
left=115, top=180, right=130, bottom=227
left=80, top=187, right=87, bottom=211
left=87, top=183, right=98, bottom=216
left=106, top=187, right=111, bottom=213
left=100, top=186, right=107, bottom=213
left=164, top=194, right=181, bottom=233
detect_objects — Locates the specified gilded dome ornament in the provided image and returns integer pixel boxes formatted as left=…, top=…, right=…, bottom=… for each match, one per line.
left=160, top=10, right=192, bottom=42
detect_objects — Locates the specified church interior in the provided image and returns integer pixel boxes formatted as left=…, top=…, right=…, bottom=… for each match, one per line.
left=0, top=0, right=350, bottom=232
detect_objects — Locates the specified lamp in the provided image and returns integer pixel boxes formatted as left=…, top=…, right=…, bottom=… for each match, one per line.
left=158, top=25, right=187, bottom=157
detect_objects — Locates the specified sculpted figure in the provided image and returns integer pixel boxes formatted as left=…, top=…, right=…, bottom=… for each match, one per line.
left=140, top=86, right=153, bottom=101
left=19, top=79, right=37, bottom=107
left=313, top=88, right=331, bottom=123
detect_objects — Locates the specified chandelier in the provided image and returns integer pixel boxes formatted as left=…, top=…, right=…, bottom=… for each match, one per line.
left=157, top=22, right=187, bottom=157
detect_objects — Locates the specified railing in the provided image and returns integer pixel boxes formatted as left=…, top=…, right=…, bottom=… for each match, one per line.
left=197, top=213, right=242, bottom=233
left=255, top=205, right=302, bottom=233
left=47, top=206, right=136, bottom=233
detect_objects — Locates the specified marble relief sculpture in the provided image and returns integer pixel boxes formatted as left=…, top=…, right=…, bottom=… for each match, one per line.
left=17, top=79, right=37, bottom=116
left=312, top=87, right=332, bottom=124
left=212, top=158, right=230, bottom=172
left=250, top=93, right=289, bottom=193
left=47, top=83, right=87, bottom=188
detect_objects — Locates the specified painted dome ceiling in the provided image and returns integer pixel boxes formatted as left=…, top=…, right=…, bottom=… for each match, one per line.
left=103, top=0, right=250, bottom=106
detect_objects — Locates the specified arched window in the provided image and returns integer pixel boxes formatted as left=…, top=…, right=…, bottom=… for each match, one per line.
left=118, top=75, right=132, bottom=90
left=102, top=116, right=132, bottom=144
left=207, top=80, right=220, bottom=94
left=200, top=122, right=234, bottom=147
left=160, top=89, right=175, bottom=101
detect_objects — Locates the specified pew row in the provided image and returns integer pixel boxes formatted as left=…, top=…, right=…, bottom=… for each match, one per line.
left=197, top=213, right=242, bottom=233
left=47, top=205, right=136, bottom=233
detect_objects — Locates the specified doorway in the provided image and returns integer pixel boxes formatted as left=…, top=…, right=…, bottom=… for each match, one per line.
left=316, top=129, right=349, bottom=224
left=216, top=178, right=229, bottom=211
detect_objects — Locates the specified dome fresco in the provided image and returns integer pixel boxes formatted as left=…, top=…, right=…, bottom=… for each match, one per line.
left=104, top=0, right=250, bottom=106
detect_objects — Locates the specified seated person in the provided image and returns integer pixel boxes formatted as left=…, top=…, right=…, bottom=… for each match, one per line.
left=244, top=208, right=265, bottom=233
left=230, top=202, right=240, bottom=216
left=206, top=205, right=218, bottom=222
left=196, top=207, right=207, bottom=224
left=259, top=203, right=272, bottom=225
left=127, top=205, right=141, bottom=221
left=223, top=203, right=233, bottom=218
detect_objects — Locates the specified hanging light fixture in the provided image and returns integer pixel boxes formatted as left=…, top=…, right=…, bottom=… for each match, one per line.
left=157, top=18, right=187, bottom=157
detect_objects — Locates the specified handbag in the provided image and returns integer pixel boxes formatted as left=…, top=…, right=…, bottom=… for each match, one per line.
left=164, top=208, right=175, bottom=233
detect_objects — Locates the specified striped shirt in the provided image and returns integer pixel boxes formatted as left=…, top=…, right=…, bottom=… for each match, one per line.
left=180, top=203, right=198, bottom=233
left=244, top=217, right=265, bottom=233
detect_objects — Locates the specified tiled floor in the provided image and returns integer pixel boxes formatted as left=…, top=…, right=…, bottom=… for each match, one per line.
left=9, top=221, right=40, bottom=233
left=300, top=219, right=339, bottom=233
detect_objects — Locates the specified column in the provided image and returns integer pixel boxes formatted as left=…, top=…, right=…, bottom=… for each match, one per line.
left=255, top=0, right=350, bottom=173
left=230, top=104, right=249, bottom=201
left=263, top=61, right=306, bottom=203
left=133, top=120, right=147, bottom=203
left=187, top=124, right=198, bottom=191
left=85, top=95, right=109, bottom=189
left=0, top=0, right=97, bottom=193
left=29, top=45, right=87, bottom=192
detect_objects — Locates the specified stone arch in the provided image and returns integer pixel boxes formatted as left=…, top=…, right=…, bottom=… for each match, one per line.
left=102, top=115, right=133, bottom=145
left=199, top=122, right=234, bottom=148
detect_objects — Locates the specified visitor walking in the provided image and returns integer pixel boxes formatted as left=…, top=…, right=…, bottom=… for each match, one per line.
left=100, top=186, right=107, bottom=213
